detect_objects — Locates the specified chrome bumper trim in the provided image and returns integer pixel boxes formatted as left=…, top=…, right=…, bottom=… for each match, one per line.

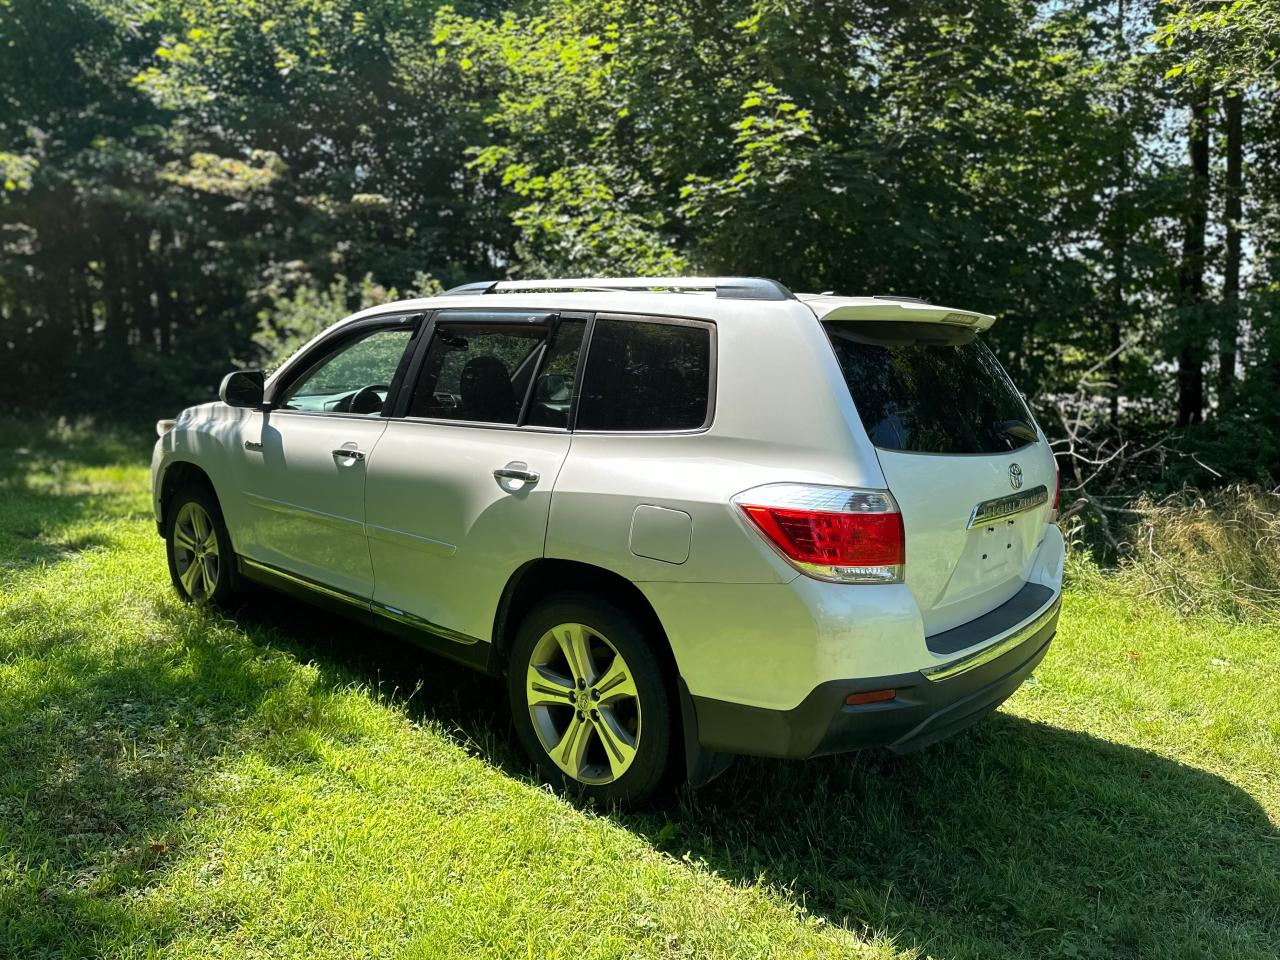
left=922, top=594, right=1061, bottom=682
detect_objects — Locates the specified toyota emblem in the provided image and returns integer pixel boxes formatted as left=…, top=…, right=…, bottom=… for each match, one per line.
left=1009, top=463, right=1024, bottom=490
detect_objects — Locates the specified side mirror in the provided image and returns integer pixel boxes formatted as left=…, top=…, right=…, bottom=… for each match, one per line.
left=535, top=373, right=570, bottom=401
left=219, top=369, right=265, bottom=408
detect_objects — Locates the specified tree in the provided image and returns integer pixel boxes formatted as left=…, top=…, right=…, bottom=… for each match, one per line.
left=1219, top=90, right=1244, bottom=402
left=1157, top=0, right=1280, bottom=91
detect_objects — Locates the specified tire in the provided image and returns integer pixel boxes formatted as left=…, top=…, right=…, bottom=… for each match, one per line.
left=508, top=592, right=676, bottom=805
left=164, top=483, right=238, bottom=607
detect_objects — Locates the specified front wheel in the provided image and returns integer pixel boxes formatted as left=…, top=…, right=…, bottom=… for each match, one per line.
left=165, top=484, right=237, bottom=606
left=508, top=593, right=676, bottom=805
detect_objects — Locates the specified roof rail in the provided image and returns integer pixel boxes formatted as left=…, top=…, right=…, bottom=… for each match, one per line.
left=440, top=276, right=795, bottom=301
left=440, top=280, right=498, bottom=296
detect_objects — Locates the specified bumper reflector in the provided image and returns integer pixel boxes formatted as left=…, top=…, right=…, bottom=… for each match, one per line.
left=846, top=689, right=896, bottom=706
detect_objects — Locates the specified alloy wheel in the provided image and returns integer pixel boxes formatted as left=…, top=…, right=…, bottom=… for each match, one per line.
left=172, top=501, right=220, bottom=600
left=525, top=621, right=642, bottom=785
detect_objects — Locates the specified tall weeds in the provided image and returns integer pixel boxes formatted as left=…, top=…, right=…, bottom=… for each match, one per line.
left=1084, top=485, right=1280, bottom=624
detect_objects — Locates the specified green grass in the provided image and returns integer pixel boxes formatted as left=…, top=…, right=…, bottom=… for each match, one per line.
left=1, top=421, right=1277, bottom=959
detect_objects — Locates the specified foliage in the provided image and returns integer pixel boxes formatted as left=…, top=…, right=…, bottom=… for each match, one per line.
left=252, top=269, right=442, bottom=372
left=435, top=2, right=694, bottom=276
left=2, top=0, right=1280, bottom=482
left=1156, top=0, right=1280, bottom=91
left=0, top=0, right=496, bottom=420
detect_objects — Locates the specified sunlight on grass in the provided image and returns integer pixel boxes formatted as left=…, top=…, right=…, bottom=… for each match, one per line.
left=1, top=424, right=1277, bottom=959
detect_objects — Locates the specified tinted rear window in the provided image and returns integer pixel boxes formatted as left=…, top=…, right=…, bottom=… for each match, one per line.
left=826, top=322, right=1037, bottom=454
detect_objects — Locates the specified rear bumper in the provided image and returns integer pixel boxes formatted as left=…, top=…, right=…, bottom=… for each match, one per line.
left=689, top=592, right=1059, bottom=759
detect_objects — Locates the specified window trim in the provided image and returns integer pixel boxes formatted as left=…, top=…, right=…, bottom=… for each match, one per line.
left=384, top=308, right=718, bottom=436
left=569, top=312, right=718, bottom=436
left=525, top=313, right=590, bottom=430
left=391, top=307, right=587, bottom=430
left=264, top=311, right=425, bottom=420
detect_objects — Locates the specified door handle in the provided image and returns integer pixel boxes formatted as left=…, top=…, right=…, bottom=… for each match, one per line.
left=332, top=447, right=366, bottom=462
left=493, top=462, right=539, bottom=486
left=244, top=440, right=263, bottom=452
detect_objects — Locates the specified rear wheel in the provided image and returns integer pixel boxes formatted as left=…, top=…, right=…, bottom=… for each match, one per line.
left=508, top=593, right=675, bottom=804
left=165, top=484, right=237, bottom=606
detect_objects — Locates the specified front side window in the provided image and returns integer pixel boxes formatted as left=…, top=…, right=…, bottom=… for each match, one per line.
left=826, top=321, right=1037, bottom=454
left=407, top=312, right=586, bottom=426
left=576, top=317, right=713, bottom=431
left=279, top=327, right=413, bottom=415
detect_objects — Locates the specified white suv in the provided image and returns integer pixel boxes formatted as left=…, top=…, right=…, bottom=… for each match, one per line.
left=152, top=276, right=1064, bottom=803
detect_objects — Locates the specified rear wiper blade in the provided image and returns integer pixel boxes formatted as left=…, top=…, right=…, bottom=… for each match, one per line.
left=991, top=419, right=1037, bottom=444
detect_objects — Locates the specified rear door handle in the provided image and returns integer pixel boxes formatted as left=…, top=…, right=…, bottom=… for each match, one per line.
left=332, top=447, right=366, bottom=462
left=493, top=462, right=539, bottom=486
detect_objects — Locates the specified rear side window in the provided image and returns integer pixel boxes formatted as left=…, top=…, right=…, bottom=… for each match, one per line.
left=826, top=322, right=1037, bottom=454
left=409, top=315, right=548, bottom=424
left=406, top=311, right=588, bottom=427
left=577, top=317, right=712, bottom=431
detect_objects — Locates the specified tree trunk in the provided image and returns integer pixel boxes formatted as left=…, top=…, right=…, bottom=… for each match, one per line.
left=156, top=224, right=176, bottom=354
left=1176, top=95, right=1210, bottom=427
left=1219, top=92, right=1243, bottom=404
left=128, top=224, right=154, bottom=352
left=1109, top=0, right=1127, bottom=426
left=102, top=238, right=127, bottom=357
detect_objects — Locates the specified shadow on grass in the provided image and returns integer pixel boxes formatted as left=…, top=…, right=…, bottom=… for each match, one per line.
left=0, top=617, right=282, bottom=956
left=221, top=590, right=1280, bottom=960
left=0, top=421, right=152, bottom=575
left=655, top=721, right=1280, bottom=958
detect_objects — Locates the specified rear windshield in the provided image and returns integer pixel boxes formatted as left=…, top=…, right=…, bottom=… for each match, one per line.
left=825, top=321, right=1037, bottom=454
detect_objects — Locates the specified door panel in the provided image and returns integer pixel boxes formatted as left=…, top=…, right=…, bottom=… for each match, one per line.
left=228, top=318, right=420, bottom=597
left=365, top=421, right=572, bottom=641
left=364, top=309, right=586, bottom=642
left=236, top=413, right=389, bottom=596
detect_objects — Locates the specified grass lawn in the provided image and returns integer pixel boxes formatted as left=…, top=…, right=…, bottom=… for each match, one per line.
left=1, top=421, right=1277, bottom=959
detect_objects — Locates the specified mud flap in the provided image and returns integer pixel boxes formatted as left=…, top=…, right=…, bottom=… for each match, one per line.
left=677, top=676, right=733, bottom=789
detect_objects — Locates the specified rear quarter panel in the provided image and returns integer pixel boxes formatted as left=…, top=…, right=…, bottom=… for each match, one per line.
left=545, top=299, right=886, bottom=586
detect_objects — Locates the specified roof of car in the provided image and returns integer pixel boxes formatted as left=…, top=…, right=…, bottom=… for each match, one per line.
left=344, top=277, right=996, bottom=331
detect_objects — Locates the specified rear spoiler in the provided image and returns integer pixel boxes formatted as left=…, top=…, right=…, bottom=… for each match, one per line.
left=801, top=295, right=996, bottom=332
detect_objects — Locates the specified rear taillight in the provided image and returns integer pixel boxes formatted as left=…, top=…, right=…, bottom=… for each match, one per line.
left=734, top=483, right=905, bottom=584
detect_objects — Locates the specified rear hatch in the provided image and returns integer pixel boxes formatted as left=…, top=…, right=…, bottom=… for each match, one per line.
left=814, top=300, right=1055, bottom=635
